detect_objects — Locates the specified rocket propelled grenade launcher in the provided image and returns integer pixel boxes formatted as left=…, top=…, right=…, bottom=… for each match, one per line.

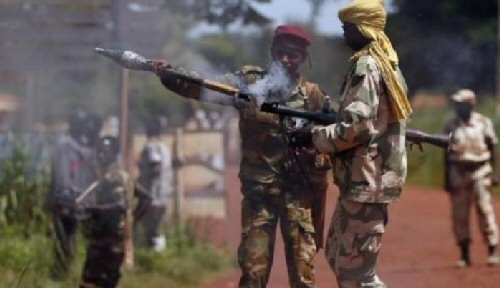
left=95, top=47, right=251, bottom=101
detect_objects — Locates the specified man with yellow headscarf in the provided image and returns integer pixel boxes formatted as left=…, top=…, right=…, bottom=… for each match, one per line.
left=311, top=0, right=411, bottom=287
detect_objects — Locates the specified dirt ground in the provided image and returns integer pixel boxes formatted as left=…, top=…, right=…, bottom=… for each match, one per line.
left=201, top=166, right=500, bottom=288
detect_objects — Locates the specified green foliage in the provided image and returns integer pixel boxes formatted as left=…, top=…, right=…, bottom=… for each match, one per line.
left=166, top=0, right=272, bottom=29
left=388, top=0, right=498, bottom=94
left=0, top=142, right=50, bottom=235
left=0, top=233, right=85, bottom=288
left=197, top=35, right=242, bottom=69
left=406, top=107, right=454, bottom=187
left=128, top=224, right=234, bottom=288
left=0, top=224, right=234, bottom=288
left=128, top=74, right=196, bottom=132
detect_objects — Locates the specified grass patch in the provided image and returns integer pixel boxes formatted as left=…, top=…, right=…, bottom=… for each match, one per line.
left=0, top=224, right=235, bottom=288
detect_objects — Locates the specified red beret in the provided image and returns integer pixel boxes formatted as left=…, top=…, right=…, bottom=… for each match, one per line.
left=273, top=25, right=313, bottom=47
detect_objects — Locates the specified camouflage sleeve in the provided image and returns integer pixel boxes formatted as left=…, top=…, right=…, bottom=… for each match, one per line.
left=305, top=83, right=326, bottom=111
left=311, top=62, right=383, bottom=154
left=484, top=117, right=498, bottom=145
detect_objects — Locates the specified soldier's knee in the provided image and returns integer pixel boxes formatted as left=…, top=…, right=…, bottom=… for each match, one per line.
left=238, top=227, right=271, bottom=276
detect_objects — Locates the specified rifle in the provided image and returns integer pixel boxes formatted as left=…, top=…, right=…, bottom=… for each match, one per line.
left=260, top=102, right=451, bottom=149
left=74, top=181, right=99, bottom=205
left=95, top=48, right=251, bottom=101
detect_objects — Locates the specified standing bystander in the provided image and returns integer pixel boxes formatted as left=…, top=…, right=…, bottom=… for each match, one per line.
left=444, top=89, right=500, bottom=267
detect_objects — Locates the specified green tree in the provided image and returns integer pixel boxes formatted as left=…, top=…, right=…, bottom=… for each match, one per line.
left=165, top=0, right=272, bottom=29
left=387, top=0, right=497, bottom=95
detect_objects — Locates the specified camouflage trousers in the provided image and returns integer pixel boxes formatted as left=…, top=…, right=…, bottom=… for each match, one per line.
left=325, top=198, right=388, bottom=288
left=51, top=213, right=78, bottom=280
left=448, top=163, right=499, bottom=246
left=80, top=209, right=125, bottom=288
left=238, top=181, right=318, bottom=288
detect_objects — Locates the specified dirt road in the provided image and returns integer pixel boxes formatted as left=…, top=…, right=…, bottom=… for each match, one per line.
left=202, top=166, right=500, bottom=288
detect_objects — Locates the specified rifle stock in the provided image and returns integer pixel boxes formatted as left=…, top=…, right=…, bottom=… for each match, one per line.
left=260, top=102, right=451, bottom=149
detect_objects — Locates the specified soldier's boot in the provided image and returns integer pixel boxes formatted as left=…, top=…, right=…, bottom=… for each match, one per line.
left=456, top=242, right=471, bottom=268
left=487, top=245, right=500, bottom=265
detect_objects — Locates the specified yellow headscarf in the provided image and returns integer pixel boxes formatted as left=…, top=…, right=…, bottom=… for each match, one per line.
left=339, top=0, right=412, bottom=121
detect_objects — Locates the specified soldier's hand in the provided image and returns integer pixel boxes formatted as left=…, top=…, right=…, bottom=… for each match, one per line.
left=150, top=59, right=172, bottom=77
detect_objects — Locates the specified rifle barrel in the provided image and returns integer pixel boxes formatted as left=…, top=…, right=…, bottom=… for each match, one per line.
left=260, top=104, right=451, bottom=149
left=261, top=102, right=336, bottom=125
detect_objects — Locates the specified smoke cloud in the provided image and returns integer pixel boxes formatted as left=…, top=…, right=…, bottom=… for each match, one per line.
left=200, top=61, right=293, bottom=107
left=246, top=61, right=292, bottom=106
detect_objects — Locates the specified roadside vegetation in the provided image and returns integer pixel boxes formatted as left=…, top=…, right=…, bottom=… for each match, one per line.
left=0, top=143, right=235, bottom=288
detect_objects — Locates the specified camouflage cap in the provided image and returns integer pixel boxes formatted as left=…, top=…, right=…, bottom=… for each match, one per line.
left=451, top=89, right=476, bottom=105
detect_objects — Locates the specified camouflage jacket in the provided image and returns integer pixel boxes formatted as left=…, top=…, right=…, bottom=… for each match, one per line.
left=84, top=163, right=133, bottom=212
left=232, top=65, right=330, bottom=187
left=445, top=112, right=498, bottom=163
left=312, top=55, right=408, bottom=203
left=160, top=65, right=331, bottom=190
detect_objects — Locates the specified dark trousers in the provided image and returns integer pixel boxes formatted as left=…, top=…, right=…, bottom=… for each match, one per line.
left=141, top=205, right=167, bottom=247
left=81, top=209, right=125, bottom=288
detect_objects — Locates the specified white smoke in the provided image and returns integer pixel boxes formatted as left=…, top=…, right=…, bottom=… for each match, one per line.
left=246, top=61, right=292, bottom=106
left=199, top=61, right=293, bottom=107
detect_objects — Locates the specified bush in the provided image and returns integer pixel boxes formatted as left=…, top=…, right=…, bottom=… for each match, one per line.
left=0, top=141, right=50, bottom=235
left=130, top=223, right=235, bottom=287
left=0, top=224, right=235, bottom=288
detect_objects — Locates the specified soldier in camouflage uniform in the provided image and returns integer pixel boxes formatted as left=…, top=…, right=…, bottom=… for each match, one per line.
left=47, top=109, right=99, bottom=279
left=311, top=1, right=412, bottom=287
left=444, top=89, right=500, bottom=267
left=80, top=136, right=150, bottom=288
left=153, top=25, right=330, bottom=288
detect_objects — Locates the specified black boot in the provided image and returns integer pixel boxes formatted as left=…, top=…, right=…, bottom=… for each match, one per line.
left=457, top=241, right=471, bottom=268
left=487, top=245, right=499, bottom=265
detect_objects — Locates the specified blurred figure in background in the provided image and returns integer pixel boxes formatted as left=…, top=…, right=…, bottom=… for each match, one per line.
left=136, top=116, right=172, bottom=251
left=444, top=89, right=500, bottom=267
left=80, top=136, right=150, bottom=288
left=46, top=108, right=100, bottom=279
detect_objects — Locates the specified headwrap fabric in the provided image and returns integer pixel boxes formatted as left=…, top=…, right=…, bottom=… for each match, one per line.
left=339, top=0, right=412, bottom=121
